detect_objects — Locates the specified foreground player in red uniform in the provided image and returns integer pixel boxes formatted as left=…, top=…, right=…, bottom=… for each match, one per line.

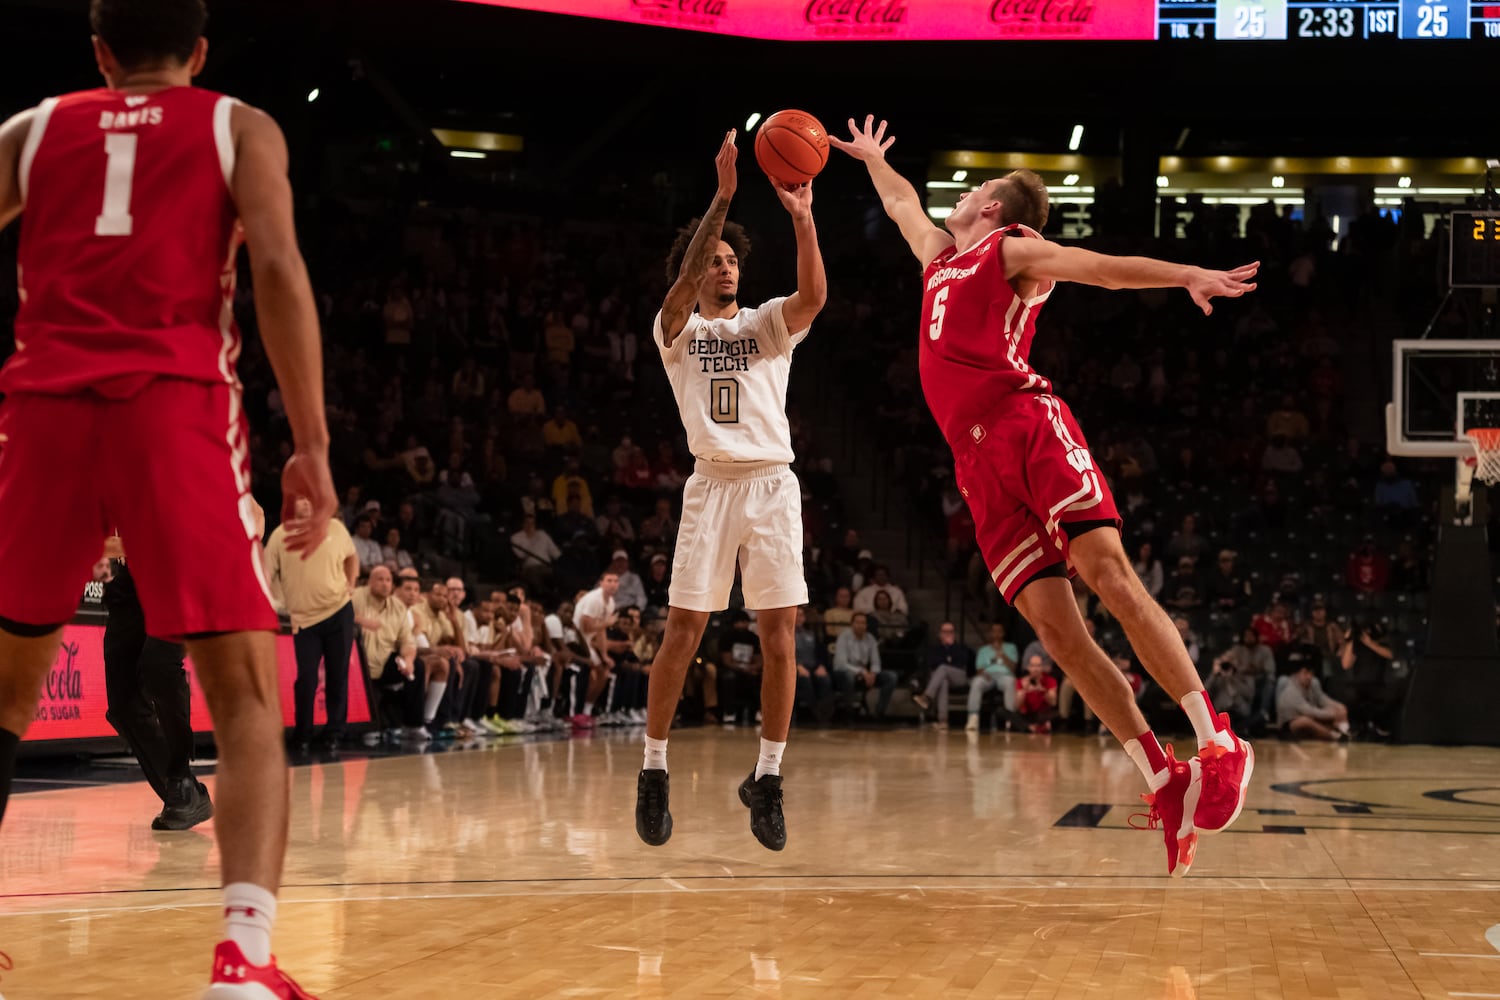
left=0, top=1, right=334, bottom=994
left=833, top=117, right=1257, bottom=877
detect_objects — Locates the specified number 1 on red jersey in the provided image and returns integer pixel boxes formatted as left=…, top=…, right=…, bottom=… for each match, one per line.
left=96, top=132, right=138, bottom=237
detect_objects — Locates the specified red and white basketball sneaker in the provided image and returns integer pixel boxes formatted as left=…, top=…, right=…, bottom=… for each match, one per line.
left=202, top=940, right=318, bottom=999
left=1194, top=714, right=1254, bottom=835
left=1132, top=745, right=1202, bottom=878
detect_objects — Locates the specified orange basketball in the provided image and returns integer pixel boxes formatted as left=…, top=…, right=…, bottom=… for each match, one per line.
left=753, top=109, right=829, bottom=186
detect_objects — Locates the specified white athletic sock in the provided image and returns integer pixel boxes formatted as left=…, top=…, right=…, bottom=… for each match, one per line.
left=223, top=882, right=276, bottom=967
left=643, top=736, right=668, bottom=772
left=423, top=681, right=448, bottom=725
left=1182, top=691, right=1233, bottom=751
left=583, top=701, right=595, bottom=716
left=1123, top=736, right=1171, bottom=792
left=755, top=738, right=786, bottom=780
left=1334, top=719, right=1351, bottom=735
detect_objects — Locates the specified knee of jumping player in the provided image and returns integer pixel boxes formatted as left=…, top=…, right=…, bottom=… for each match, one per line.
left=1077, top=548, right=1141, bottom=610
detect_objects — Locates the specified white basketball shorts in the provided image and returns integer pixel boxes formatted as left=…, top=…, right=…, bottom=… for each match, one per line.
left=668, top=460, right=809, bottom=613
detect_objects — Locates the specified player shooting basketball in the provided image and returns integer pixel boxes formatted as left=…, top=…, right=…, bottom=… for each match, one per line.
left=833, top=115, right=1258, bottom=877
left=635, top=129, right=826, bottom=853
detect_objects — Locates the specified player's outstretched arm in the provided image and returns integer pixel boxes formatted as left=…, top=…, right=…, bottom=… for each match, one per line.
left=661, top=129, right=738, bottom=349
left=0, top=108, right=37, bottom=231
left=770, top=179, right=827, bottom=334
left=829, top=116, right=953, bottom=267
left=1003, top=239, right=1259, bottom=316
left=230, top=103, right=336, bottom=553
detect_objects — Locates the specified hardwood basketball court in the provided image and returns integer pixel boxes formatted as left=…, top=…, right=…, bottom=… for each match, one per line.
left=3, top=730, right=1499, bottom=998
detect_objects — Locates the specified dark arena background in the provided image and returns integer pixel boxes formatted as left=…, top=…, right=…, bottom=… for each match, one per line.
left=2, top=0, right=1500, bottom=997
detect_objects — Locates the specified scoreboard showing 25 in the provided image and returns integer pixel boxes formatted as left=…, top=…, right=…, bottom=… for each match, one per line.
left=1167, top=0, right=1496, bottom=38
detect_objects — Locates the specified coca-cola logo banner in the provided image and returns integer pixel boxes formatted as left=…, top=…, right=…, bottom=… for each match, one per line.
left=458, top=0, right=1157, bottom=40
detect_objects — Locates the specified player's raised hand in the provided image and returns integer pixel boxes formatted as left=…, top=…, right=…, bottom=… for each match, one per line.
left=715, top=128, right=738, bottom=197
left=1185, top=261, right=1259, bottom=316
left=829, top=115, right=896, bottom=161
left=771, top=177, right=813, bottom=221
left=280, top=446, right=338, bottom=558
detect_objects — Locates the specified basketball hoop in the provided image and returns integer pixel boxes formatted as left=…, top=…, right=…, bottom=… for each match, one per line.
left=1465, top=428, right=1500, bottom=486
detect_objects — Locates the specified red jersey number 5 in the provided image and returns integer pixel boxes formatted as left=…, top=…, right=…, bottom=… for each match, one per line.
left=928, top=285, right=948, bottom=341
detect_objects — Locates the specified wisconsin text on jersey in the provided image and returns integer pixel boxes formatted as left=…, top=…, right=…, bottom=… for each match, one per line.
left=687, top=335, right=761, bottom=373
left=926, top=260, right=983, bottom=291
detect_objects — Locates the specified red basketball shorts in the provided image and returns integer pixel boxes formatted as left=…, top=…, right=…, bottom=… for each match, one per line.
left=0, top=379, right=278, bottom=639
left=951, top=393, right=1121, bottom=604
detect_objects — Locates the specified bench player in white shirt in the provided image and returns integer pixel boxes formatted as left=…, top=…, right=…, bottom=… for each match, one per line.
left=635, top=129, right=826, bottom=852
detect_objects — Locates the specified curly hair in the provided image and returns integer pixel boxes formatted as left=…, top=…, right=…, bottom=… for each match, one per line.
left=664, top=219, right=751, bottom=283
left=995, top=169, right=1050, bottom=232
left=90, top=0, right=207, bottom=70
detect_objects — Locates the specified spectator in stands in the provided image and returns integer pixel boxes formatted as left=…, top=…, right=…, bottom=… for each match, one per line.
left=912, top=622, right=973, bottom=729
left=552, top=457, right=595, bottom=518
left=869, top=589, right=913, bottom=646
left=383, top=280, right=414, bottom=346
left=1373, top=458, right=1418, bottom=510
left=1298, top=601, right=1344, bottom=674
left=1132, top=541, right=1163, bottom=599
left=543, top=405, right=582, bottom=454
left=1165, top=514, right=1207, bottom=564
left=339, top=485, right=363, bottom=529
left=352, top=515, right=383, bottom=574
left=1266, top=393, right=1311, bottom=441
left=1204, top=653, right=1256, bottom=734
left=392, top=501, right=423, bottom=555
left=572, top=572, right=620, bottom=727
left=1346, top=537, right=1391, bottom=594
left=1252, top=600, right=1294, bottom=652
left=507, top=371, right=546, bottom=423
left=1339, top=620, right=1399, bottom=740
left=1163, top=556, right=1203, bottom=612
left=1173, top=615, right=1202, bottom=674
left=381, top=528, right=415, bottom=572
left=833, top=612, right=898, bottom=719
left=1261, top=435, right=1304, bottom=474
left=1206, top=549, right=1250, bottom=610
left=554, top=494, right=598, bottom=546
left=1390, top=536, right=1429, bottom=592
left=1277, top=662, right=1350, bottom=741
left=608, top=550, right=648, bottom=612
left=651, top=441, right=688, bottom=492
left=1015, top=654, right=1059, bottom=734
left=611, top=434, right=637, bottom=476
left=639, top=497, right=677, bottom=551
left=853, top=565, right=909, bottom=615
left=1215, top=626, right=1276, bottom=729
left=717, top=610, right=763, bottom=728
left=616, top=444, right=655, bottom=501
left=643, top=554, right=670, bottom=611
left=510, top=513, right=560, bottom=589
left=823, top=586, right=856, bottom=644
left=793, top=607, right=834, bottom=724
left=967, top=622, right=1019, bottom=731
left=596, top=497, right=636, bottom=550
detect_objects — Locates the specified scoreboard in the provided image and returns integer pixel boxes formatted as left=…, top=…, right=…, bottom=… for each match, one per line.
left=1161, top=0, right=1500, bottom=40
left=457, top=0, right=1500, bottom=41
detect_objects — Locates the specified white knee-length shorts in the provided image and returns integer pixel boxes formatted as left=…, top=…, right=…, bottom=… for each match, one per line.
left=668, top=461, right=809, bottom=613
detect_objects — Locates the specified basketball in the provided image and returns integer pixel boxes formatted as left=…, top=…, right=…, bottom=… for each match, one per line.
left=753, top=109, right=829, bottom=186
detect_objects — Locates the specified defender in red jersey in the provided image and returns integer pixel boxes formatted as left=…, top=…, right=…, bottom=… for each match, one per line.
left=834, top=116, right=1256, bottom=876
left=0, top=2, right=333, bottom=995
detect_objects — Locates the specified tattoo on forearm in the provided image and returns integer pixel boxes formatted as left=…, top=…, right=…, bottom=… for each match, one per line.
left=678, top=196, right=731, bottom=286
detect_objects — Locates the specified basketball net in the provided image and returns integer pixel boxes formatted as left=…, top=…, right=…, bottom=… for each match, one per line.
left=1466, top=428, right=1500, bottom=487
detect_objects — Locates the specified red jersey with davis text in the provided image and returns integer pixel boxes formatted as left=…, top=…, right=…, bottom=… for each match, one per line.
left=4, top=86, right=243, bottom=398
left=919, top=224, right=1055, bottom=446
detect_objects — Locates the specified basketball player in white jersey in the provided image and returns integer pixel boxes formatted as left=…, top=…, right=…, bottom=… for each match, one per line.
left=635, top=130, right=826, bottom=851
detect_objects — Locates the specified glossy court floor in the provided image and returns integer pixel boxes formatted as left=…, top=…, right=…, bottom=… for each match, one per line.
left=2, top=729, right=1499, bottom=999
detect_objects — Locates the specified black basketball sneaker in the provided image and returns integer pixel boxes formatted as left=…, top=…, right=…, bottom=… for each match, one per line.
left=636, top=768, right=673, bottom=846
left=738, top=771, right=786, bottom=851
